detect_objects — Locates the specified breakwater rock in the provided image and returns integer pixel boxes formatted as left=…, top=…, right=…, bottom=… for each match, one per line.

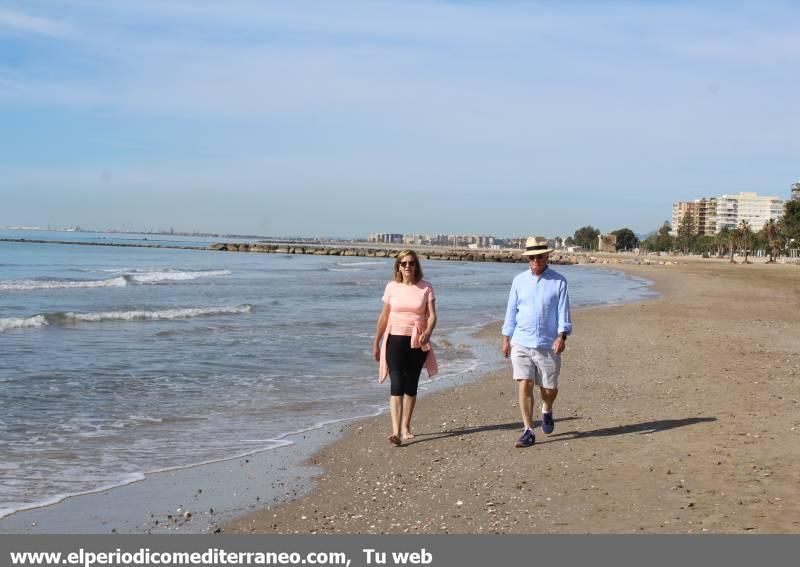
left=208, top=243, right=687, bottom=266
left=2, top=238, right=682, bottom=266
left=209, top=243, right=589, bottom=264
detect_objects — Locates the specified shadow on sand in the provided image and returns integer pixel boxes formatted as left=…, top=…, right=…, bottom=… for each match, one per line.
left=403, top=416, right=716, bottom=447
left=539, top=416, right=717, bottom=444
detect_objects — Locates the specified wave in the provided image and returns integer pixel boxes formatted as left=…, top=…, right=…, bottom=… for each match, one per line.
left=126, top=269, right=231, bottom=284
left=0, top=315, right=48, bottom=332
left=59, top=305, right=251, bottom=323
left=0, top=277, right=128, bottom=291
left=0, top=270, right=232, bottom=291
left=0, top=305, right=252, bottom=332
left=334, top=261, right=388, bottom=267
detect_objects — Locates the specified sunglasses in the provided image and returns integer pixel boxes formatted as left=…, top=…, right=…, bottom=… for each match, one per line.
left=399, top=261, right=417, bottom=267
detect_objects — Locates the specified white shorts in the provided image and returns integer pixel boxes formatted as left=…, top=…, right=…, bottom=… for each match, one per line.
left=510, top=343, right=561, bottom=389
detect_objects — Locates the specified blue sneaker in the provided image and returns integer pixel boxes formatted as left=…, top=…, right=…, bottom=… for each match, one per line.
left=541, top=412, right=555, bottom=434
left=515, top=428, right=535, bottom=448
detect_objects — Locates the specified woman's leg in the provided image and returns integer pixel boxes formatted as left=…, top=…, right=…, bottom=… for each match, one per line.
left=401, top=348, right=428, bottom=439
left=389, top=395, right=403, bottom=443
left=401, top=394, right=416, bottom=439
left=386, top=335, right=410, bottom=445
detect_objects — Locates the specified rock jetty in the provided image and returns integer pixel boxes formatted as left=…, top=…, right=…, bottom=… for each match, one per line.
left=0, top=237, right=681, bottom=266
left=207, top=243, right=680, bottom=266
left=208, top=243, right=577, bottom=264
left=209, top=242, right=663, bottom=265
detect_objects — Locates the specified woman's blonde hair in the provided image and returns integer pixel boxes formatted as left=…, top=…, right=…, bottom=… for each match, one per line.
left=393, top=249, right=424, bottom=283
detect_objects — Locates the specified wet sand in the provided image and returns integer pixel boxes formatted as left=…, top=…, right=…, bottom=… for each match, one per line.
left=229, top=260, right=800, bottom=534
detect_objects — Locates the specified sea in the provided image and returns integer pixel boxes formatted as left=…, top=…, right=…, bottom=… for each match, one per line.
left=0, top=229, right=657, bottom=523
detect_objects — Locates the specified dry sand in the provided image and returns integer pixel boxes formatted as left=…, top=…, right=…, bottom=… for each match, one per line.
left=228, top=260, right=800, bottom=534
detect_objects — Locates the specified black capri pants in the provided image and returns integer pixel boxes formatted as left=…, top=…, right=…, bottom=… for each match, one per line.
left=386, top=334, right=429, bottom=397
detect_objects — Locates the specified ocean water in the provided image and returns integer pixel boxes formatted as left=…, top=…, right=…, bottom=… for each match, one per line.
left=0, top=231, right=656, bottom=519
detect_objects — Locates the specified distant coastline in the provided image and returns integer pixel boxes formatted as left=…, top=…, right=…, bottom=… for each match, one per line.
left=1, top=237, right=689, bottom=266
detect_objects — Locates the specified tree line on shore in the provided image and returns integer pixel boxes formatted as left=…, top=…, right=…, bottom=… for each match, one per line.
left=567, top=200, right=800, bottom=262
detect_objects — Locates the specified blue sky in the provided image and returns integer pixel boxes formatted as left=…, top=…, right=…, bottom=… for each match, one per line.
left=1, top=1, right=798, bottom=238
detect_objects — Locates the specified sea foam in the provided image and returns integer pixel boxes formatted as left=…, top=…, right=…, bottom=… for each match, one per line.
left=0, top=315, right=48, bottom=332
left=0, top=305, right=251, bottom=332
left=59, top=305, right=251, bottom=322
left=0, top=270, right=232, bottom=291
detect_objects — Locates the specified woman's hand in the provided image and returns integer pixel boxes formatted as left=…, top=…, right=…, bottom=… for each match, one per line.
left=419, top=331, right=430, bottom=346
left=373, top=342, right=380, bottom=361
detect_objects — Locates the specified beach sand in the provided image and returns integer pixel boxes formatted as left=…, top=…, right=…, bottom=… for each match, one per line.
left=228, top=260, right=800, bottom=534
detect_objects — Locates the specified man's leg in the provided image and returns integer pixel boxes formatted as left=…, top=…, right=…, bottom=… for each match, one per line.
left=535, top=347, right=560, bottom=434
left=540, top=387, right=558, bottom=413
left=511, top=344, right=536, bottom=447
left=518, top=379, right=535, bottom=430
left=539, top=388, right=557, bottom=434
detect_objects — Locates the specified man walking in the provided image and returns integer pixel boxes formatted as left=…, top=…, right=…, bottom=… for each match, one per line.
left=502, top=236, right=572, bottom=448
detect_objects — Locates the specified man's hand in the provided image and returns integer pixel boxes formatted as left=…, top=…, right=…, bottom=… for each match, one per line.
left=501, top=336, right=511, bottom=358
left=553, top=335, right=566, bottom=354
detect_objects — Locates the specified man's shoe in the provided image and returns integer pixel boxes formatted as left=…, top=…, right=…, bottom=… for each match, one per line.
left=541, top=412, right=555, bottom=434
left=515, top=428, right=535, bottom=448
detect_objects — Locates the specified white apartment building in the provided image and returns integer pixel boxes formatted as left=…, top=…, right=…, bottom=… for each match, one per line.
left=367, top=232, right=404, bottom=244
left=792, top=182, right=800, bottom=201
left=715, top=192, right=784, bottom=233
left=672, top=192, right=785, bottom=235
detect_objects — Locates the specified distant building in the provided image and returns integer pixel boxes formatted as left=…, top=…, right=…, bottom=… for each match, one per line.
left=671, top=201, right=699, bottom=236
left=792, top=182, right=800, bottom=201
left=673, top=192, right=783, bottom=235
left=671, top=197, right=717, bottom=236
left=696, top=197, right=718, bottom=235
left=597, top=234, right=617, bottom=253
left=715, top=192, right=784, bottom=233
left=475, top=235, right=494, bottom=248
left=368, top=233, right=403, bottom=244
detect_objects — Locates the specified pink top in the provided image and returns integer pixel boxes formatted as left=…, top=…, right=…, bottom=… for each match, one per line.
left=378, top=280, right=439, bottom=383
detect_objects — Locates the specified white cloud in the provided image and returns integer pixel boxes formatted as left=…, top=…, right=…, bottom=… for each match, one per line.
left=0, top=7, right=74, bottom=38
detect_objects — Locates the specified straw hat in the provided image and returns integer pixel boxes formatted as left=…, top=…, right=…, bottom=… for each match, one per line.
left=521, top=236, right=553, bottom=256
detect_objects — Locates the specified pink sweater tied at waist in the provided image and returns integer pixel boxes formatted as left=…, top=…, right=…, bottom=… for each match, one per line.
left=378, top=320, right=438, bottom=383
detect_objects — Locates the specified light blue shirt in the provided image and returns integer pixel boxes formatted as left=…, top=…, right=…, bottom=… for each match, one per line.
left=502, top=266, right=572, bottom=349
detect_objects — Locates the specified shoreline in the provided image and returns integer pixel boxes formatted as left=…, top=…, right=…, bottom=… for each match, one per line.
left=228, top=261, right=800, bottom=533
left=3, top=261, right=797, bottom=533
left=0, top=265, right=646, bottom=533
left=0, top=313, right=507, bottom=533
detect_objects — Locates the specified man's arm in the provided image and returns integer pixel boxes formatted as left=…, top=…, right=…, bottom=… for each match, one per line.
left=501, top=280, right=518, bottom=358
left=553, top=280, right=572, bottom=353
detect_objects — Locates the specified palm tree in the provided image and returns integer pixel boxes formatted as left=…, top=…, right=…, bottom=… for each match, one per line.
left=738, top=220, right=752, bottom=264
left=718, top=227, right=736, bottom=263
left=715, top=228, right=728, bottom=258
left=764, top=219, right=780, bottom=263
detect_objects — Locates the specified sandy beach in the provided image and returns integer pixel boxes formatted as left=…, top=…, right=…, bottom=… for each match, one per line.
left=228, top=259, right=800, bottom=534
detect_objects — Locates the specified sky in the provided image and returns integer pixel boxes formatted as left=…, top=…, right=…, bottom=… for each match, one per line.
left=1, top=0, right=798, bottom=238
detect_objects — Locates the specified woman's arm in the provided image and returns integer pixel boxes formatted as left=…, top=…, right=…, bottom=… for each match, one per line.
left=419, top=295, right=437, bottom=346
left=373, top=302, right=390, bottom=361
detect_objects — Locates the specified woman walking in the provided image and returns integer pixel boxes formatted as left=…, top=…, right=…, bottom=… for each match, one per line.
left=373, top=250, right=438, bottom=446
